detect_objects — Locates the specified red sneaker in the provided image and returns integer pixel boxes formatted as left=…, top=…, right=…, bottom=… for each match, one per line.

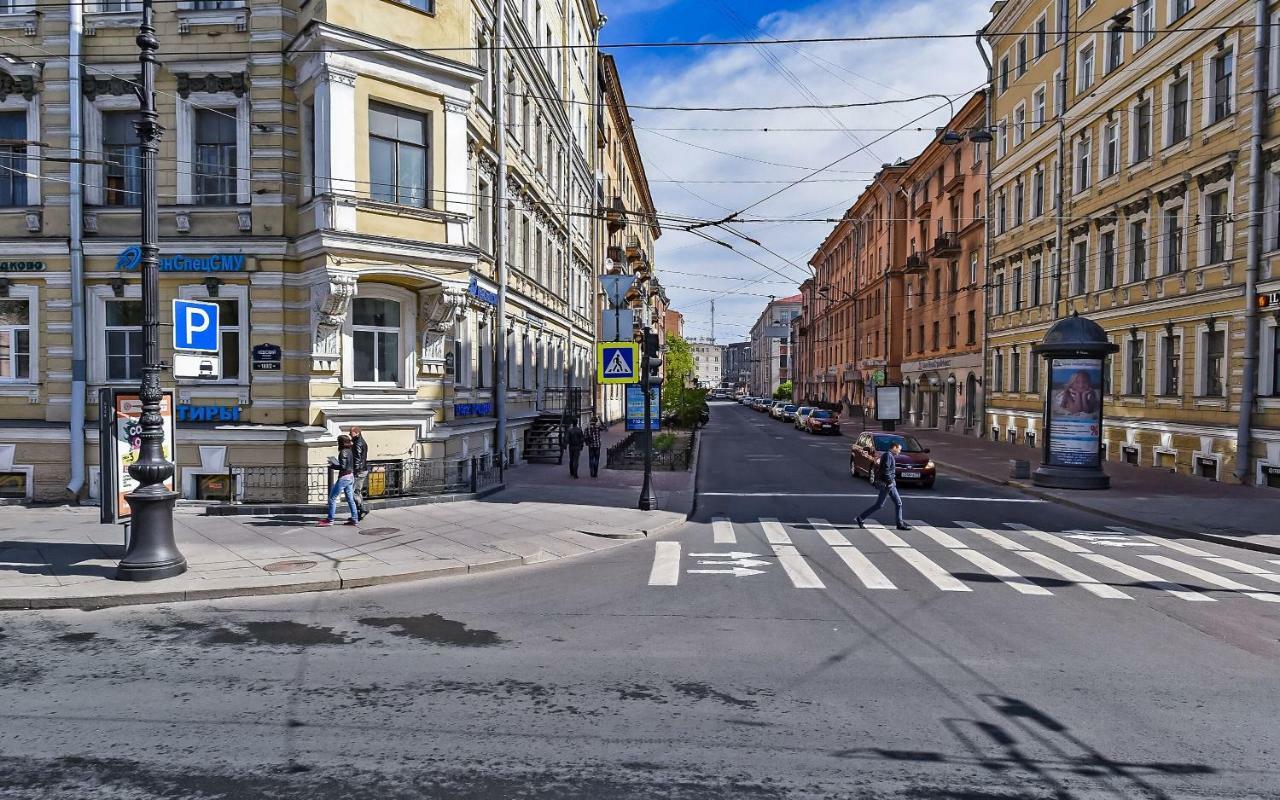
left=316, top=520, right=332, bottom=527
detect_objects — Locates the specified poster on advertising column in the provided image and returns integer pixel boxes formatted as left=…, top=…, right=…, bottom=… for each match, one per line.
left=1046, top=358, right=1103, bottom=468
left=98, top=389, right=177, bottom=524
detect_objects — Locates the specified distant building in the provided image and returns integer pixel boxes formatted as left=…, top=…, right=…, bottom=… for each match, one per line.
left=688, top=340, right=724, bottom=388
left=663, top=309, right=684, bottom=339
left=722, top=342, right=751, bottom=389
left=750, top=295, right=802, bottom=396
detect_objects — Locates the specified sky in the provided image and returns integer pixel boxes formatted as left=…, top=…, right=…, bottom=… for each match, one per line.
left=598, top=0, right=990, bottom=345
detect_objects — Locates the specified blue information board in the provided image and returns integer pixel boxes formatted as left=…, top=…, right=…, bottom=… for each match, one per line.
left=625, top=385, right=661, bottom=431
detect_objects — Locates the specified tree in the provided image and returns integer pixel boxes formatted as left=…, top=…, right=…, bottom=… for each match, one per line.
left=773, top=380, right=793, bottom=401
left=659, top=335, right=705, bottom=428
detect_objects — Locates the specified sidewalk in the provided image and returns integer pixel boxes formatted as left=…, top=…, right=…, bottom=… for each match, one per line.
left=0, top=434, right=691, bottom=610
left=855, top=421, right=1280, bottom=555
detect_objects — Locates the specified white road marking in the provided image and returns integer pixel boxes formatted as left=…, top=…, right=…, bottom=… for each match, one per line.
left=808, top=518, right=851, bottom=547
left=771, top=544, right=825, bottom=589
left=1005, top=524, right=1091, bottom=554
left=1015, top=551, right=1131, bottom=599
left=906, top=520, right=965, bottom=549
left=689, top=551, right=763, bottom=559
left=711, top=517, right=736, bottom=544
left=830, top=545, right=898, bottom=590
left=759, top=518, right=793, bottom=545
left=1108, top=529, right=1214, bottom=558
left=956, top=520, right=1030, bottom=551
left=863, top=519, right=910, bottom=548
left=648, top=542, right=681, bottom=586
left=698, top=492, right=1042, bottom=503
left=892, top=548, right=972, bottom=592
left=1203, top=557, right=1280, bottom=585
left=1138, top=555, right=1280, bottom=603
left=1079, top=553, right=1215, bottom=602
left=687, top=567, right=766, bottom=577
left=950, top=548, right=1054, bottom=596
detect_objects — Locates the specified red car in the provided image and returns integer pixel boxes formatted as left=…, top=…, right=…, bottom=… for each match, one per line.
left=849, top=432, right=936, bottom=489
left=803, top=409, right=841, bottom=435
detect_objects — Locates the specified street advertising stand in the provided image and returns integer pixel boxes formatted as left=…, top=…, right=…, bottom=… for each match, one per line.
left=98, top=388, right=178, bottom=536
left=875, top=384, right=902, bottom=432
left=1031, top=312, right=1119, bottom=489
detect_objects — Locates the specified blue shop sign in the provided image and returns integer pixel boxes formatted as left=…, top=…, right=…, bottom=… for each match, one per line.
left=467, top=276, right=498, bottom=306
left=117, top=245, right=247, bottom=273
left=454, top=402, right=494, bottom=418
left=177, top=404, right=241, bottom=423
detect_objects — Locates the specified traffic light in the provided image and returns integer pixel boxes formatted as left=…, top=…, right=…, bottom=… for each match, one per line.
left=643, top=330, right=663, bottom=384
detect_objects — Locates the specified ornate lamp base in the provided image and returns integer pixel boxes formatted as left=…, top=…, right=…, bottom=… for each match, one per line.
left=116, top=489, right=187, bottom=581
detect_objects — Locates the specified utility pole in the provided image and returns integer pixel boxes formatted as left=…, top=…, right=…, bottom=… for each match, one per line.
left=493, top=0, right=509, bottom=466
left=116, top=0, right=185, bottom=581
left=710, top=299, right=716, bottom=345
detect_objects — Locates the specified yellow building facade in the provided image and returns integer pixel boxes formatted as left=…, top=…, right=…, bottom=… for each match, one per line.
left=985, top=0, right=1280, bottom=486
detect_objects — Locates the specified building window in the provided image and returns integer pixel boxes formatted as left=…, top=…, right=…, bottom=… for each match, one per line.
left=1163, top=207, right=1183, bottom=273
left=1171, top=0, right=1191, bottom=22
left=0, top=112, right=27, bottom=207
left=1206, top=190, right=1229, bottom=264
left=1133, top=98, right=1152, bottom=162
left=1161, top=333, right=1181, bottom=395
left=967, top=309, right=977, bottom=344
left=1012, top=264, right=1023, bottom=309
left=1168, top=77, right=1190, bottom=145
left=949, top=260, right=959, bottom=293
left=933, top=269, right=941, bottom=300
left=932, top=321, right=940, bottom=351
left=996, top=190, right=1006, bottom=234
left=1035, top=15, right=1048, bottom=57
left=0, top=297, right=30, bottom=381
left=193, top=108, right=237, bottom=205
left=1203, top=328, right=1225, bottom=397
left=997, top=121, right=1008, bottom=159
left=1000, top=55, right=1010, bottom=92
left=1013, top=105, right=1025, bottom=145
left=369, top=102, right=429, bottom=207
left=1017, top=37, right=1027, bottom=76
left=1107, top=26, right=1123, bottom=73
left=1127, top=338, right=1144, bottom=395
left=1212, top=48, right=1234, bottom=122
left=105, top=299, right=144, bottom=382
left=1075, top=135, right=1091, bottom=192
left=1032, top=167, right=1044, bottom=217
left=476, top=176, right=492, bottom=251
left=1077, top=43, right=1095, bottom=93
left=948, top=315, right=957, bottom=348
left=103, top=111, right=142, bottom=207
left=969, top=251, right=979, bottom=285
left=1102, top=121, right=1119, bottom=178
left=993, top=272, right=1005, bottom=314
left=351, top=297, right=402, bottom=384
left=994, top=350, right=1004, bottom=390
left=1031, top=258, right=1042, bottom=306
left=1033, top=88, right=1046, bottom=129
left=1129, top=219, right=1147, bottom=281
left=1072, top=239, right=1088, bottom=295
left=1011, top=348, right=1022, bottom=392
left=1135, top=0, right=1155, bottom=48
left=1030, top=352, right=1041, bottom=394
left=1099, top=230, right=1115, bottom=290
left=1013, top=180, right=1024, bottom=226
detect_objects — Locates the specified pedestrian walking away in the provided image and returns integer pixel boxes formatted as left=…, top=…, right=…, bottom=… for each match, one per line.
left=566, top=420, right=585, bottom=479
left=584, top=415, right=605, bottom=478
left=854, top=441, right=910, bottom=531
left=319, top=434, right=359, bottom=527
left=350, top=426, right=370, bottom=520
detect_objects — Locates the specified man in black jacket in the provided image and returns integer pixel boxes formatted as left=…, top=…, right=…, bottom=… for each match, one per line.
left=350, top=426, right=370, bottom=520
left=854, top=441, right=910, bottom=531
left=565, top=421, right=585, bottom=479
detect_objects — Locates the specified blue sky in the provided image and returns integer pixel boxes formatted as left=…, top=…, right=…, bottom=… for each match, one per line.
left=596, top=0, right=989, bottom=344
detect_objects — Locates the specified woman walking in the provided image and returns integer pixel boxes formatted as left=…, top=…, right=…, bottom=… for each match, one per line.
left=318, top=434, right=359, bottom=527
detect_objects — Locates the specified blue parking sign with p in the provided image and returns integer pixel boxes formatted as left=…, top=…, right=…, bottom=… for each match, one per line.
left=173, top=299, right=220, bottom=353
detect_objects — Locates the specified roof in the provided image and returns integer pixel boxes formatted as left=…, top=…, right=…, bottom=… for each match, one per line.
left=775, top=293, right=803, bottom=304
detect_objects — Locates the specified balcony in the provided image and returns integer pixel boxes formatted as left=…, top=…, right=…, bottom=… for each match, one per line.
left=932, top=232, right=961, bottom=256
left=904, top=251, right=928, bottom=272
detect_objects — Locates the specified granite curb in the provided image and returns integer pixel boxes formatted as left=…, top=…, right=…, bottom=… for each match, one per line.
left=931, top=457, right=1280, bottom=557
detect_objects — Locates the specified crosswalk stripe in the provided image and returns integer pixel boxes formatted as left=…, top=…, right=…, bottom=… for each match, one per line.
left=1005, top=524, right=1091, bottom=554
left=711, top=517, right=736, bottom=544
left=648, top=542, right=680, bottom=586
left=830, top=545, right=898, bottom=590
left=906, top=520, right=965, bottom=549
left=1203, top=557, right=1280, bottom=585
left=863, top=520, right=910, bottom=548
left=759, top=518, right=792, bottom=545
left=1138, top=555, right=1280, bottom=603
left=891, top=548, right=972, bottom=592
left=808, top=518, right=852, bottom=547
left=956, top=520, right=1029, bottom=552
left=950, top=548, right=1054, bottom=595
left=1079, top=553, right=1215, bottom=602
left=771, top=544, right=825, bottom=589
left=1105, top=527, right=1215, bottom=557
left=1015, top=551, right=1131, bottom=599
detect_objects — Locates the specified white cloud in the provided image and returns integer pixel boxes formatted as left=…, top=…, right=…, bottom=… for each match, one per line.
left=620, top=0, right=989, bottom=342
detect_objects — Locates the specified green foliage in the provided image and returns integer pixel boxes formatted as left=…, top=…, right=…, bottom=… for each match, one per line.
left=662, top=334, right=696, bottom=395
left=773, top=380, right=793, bottom=401
left=653, top=433, right=677, bottom=451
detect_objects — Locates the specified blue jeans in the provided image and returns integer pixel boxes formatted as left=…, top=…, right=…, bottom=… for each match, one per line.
left=858, top=483, right=904, bottom=526
left=327, top=473, right=358, bottom=522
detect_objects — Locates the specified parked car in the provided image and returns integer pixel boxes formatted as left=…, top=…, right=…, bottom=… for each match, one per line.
left=779, top=403, right=799, bottom=422
left=793, top=407, right=813, bottom=429
left=803, top=409, right=840, bottom=435
left=752, top=398, right=769, bottom=411
left=769, top=401, right=787, bottom=419
left=849, top=432, right=935, bottom=488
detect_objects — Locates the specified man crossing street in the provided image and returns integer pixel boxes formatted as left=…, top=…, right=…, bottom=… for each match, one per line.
left=854, top=441, right=910, bottom=531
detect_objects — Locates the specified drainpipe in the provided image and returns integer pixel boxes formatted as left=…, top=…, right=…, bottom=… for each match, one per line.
left=493, top=0, right=509, bottom=466
left=975, top=27, right=993, bottom=439
left=67, top=2, right=86, bottom=497
left=1237, top=0, right=1269, bottom=483
left=1053, top=0, right=1069, bottom=317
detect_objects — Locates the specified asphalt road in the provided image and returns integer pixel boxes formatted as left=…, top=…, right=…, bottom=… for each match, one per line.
left=2, top=401, right=1279, bottom=799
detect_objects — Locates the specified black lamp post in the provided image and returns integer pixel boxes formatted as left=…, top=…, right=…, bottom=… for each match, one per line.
left=117, top=0, right=186, bottom=581
left=1032, top=312, right=1119, bottom=490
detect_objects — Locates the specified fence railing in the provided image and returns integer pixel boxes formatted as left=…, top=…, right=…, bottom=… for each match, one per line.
left=605, top=430, right=696, bottom=471
left=230, top=455, right=503, bottom=506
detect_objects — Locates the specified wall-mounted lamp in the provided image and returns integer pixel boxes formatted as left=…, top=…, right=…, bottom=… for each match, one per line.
left=1164, top=320, right=1175, bottom=338
left=1129, top=325, right=1139, bottom=342
left=1206, top=316, right=1217, bottom=333
left=203, top=276, right=223, bottom=297
left=110, top=276, right=126, bottom=298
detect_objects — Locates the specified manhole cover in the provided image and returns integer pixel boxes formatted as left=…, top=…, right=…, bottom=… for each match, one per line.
left=359, top=527, right=401, bottom=537
left=262, top=559, right=318, bottom=574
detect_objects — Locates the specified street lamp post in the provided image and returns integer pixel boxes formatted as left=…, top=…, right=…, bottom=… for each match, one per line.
left=116, top=0, right=186, bottom=581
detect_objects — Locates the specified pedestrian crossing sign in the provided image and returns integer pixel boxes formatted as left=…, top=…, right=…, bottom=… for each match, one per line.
left=597, top=341, right=639, bottom=384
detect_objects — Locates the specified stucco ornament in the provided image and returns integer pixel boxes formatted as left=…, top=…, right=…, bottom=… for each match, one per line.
left=419, top=285, right=469, bottom=371
left=311, top=272, right=358, bottom=372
